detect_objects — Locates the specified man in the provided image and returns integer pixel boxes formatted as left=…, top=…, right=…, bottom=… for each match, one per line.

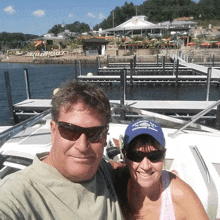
left=0, top=80, right=124, bottom=220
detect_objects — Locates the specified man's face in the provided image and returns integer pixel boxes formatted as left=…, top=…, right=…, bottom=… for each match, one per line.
left=48, top=102, right=107, bottom=182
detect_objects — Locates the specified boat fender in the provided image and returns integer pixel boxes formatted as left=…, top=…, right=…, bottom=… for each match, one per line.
left=53, top=88, right=60, bottom=95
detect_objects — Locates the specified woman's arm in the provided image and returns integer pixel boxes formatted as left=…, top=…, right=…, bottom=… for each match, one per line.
left=108, top=160, right=126, bottom=169
left=170, top=172, right=209, bottom=220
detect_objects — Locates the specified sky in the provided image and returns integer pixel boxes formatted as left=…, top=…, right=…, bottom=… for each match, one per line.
left=1, top=0, right=199, bottom=36
left=0, top=0, right=144, bottom=36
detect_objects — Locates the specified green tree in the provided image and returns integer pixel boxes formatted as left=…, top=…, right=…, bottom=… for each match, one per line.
left=94, top=2, right=136, bottom=30
left=0, top=32, right=38, bottom=50
left=48, top=22, right=90, bottom=35
left=48, top=25, right=64, bottom=35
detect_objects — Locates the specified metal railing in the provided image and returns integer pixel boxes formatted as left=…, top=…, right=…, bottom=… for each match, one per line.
left=169, top=99, right=220, bottom=138
left=0, top=109, right=51, bottom=148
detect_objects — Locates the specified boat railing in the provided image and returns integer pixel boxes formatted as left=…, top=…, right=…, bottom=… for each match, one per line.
left=111, top=101, right=220, bottom=136
left=0, top=109, right=51, bottom=148
left=192, top=146, right=211, bottom=183
left=169, top=99, right=220, bottom=138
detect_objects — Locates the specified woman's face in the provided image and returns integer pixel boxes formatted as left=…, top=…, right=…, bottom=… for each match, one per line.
left=126, top=144, right=163, bottom=189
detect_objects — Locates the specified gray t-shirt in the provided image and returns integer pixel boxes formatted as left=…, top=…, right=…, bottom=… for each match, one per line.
left=0, top=152, right=124, bottom=220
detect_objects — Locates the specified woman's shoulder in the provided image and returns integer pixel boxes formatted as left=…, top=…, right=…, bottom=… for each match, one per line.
left=164, top=170, right=200, bottom=203
left=168, top=171, right=189, bottom=198
left=167, top=171, right=209, bottom=219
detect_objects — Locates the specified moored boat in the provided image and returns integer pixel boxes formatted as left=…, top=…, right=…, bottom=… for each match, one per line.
left=0, top=102, right=220, bottom=219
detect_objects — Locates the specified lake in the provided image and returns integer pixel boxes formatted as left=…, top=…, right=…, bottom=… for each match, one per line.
left=0, top=62, right=220, bottom=126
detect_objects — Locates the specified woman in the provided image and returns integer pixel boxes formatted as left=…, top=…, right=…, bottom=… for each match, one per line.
left=113, top=119, right=209, bottom=220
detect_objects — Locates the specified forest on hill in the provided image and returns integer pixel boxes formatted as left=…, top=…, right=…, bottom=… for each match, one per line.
left=0, top=32, right=39, bottom=51
left=48, top=21, right=90, bottom=36
left=93, top=0, right=220, bottom=31
left=1, top=0, right=220, bottom=51
left=46, top=0, right=220, bottom=34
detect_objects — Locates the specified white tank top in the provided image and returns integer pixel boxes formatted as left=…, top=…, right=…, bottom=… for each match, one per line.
left=160, top=170, right=176, bottom=220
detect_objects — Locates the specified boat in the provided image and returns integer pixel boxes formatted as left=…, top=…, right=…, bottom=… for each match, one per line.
left=0, top=101, right=220, bottom=219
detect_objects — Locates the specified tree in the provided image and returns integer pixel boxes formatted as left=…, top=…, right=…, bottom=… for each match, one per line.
left=48, top=22, right=90, bottom=35
left=48, top=25, right=64, bottom=36
left=0, top=32, right=38, bottom=50
left=94, top=2, right=137, bottom=30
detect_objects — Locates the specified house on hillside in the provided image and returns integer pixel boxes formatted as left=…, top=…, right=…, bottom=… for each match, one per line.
left=36, top=30, right=77, bottom=47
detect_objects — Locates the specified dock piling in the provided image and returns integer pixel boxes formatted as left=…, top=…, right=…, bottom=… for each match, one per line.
left=74, top=60, right=78, bottom=79
left=133, top=55, right=136, bottom=67
left=175, top=59, right=179, bottom=87
left=216, top=79, right=220, bottom=129
left=130, top=59, right=133, bottom=86
left=120, top=69, right=126, bottom=119
left=172, top=58, right=175, bottom=76
left=4, top=71, right=18, bottom=123
left=97, top=56, right=101, bottom=68
left=107, top=55, right=110, bottom=67
left=162, top=56, right=165, bottom=74
left=79, top=60, right=82, bottom=76
left=206, top=68, right=212, bottom=101
left=213, top=54, right=215, bottom=67
left=24, top=69, right=31, bottom=99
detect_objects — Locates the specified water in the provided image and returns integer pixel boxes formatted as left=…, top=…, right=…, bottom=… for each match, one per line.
left=1, top=62, right=220, bottom=126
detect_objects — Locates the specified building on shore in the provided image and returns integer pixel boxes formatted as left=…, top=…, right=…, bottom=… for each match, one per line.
left=99, top=15, right=197, bottom=38
left=82, top=38, right=109, bottom=56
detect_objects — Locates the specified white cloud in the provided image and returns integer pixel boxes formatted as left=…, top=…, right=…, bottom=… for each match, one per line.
left=69, top=13, right=74, bottom=18
left=88, top=12, right=96, bottom=18
left=4, top=6, right=16, bottom=15
left=98, top=13, right=105, bottom=20
left=32, top=10, right=45, bottom=17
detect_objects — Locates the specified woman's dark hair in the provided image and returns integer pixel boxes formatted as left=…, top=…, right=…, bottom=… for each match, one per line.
left=124, top=134, right=165, bottom=154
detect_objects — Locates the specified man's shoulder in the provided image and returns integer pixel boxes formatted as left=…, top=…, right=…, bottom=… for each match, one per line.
left=99, top=158, right=112, bottom=171
left=0, top=167, right=31, bottom=189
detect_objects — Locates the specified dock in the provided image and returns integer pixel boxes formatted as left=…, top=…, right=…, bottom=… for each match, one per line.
left=78, top=75, right=219, bottom=85
left=4, top=54, right=220, bottom=125
left=98, top=66, right=193, bottom=75
left=12, top=99, right=219, bottom=121
left=77, top=55, right=220, bottom=85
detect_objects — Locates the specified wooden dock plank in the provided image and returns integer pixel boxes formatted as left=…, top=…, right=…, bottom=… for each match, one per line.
left=170, top=53, right=220, bottom=78
left=13, top=99, right=218, bottom=115
left=77, top=75, right=219, bottom=84
left=13, top=99, right=51, bottom=111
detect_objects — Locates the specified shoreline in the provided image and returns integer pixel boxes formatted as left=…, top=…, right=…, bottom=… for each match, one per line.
left=0, top=54, right=106, bottom=64
left=1, top=48, right=220, bottom=64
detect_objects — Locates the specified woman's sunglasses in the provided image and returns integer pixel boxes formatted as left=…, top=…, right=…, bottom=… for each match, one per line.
left=55, top=121, right=108, bottom=143
left=126, top=148, right=166, bottom=163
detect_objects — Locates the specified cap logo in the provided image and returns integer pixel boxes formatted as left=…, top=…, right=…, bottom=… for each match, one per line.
left=132, top=120, right=158, bottom=132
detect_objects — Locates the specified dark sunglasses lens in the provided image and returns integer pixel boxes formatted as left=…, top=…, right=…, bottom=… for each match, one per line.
left=58, top=124, right=81, bottom=141
left=127, top=149, right=165, bottom=163
left=147, top=151, right=165, bottom=162
left=86, top=128, right=106, bottom=142
left=57, top=122, right=106, bottom=142
left=126, top=150, right=144, bottom=162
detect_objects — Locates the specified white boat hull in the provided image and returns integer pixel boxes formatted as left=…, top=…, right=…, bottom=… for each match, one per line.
left=0, top=109, right=219, bottom=219
left=105, top=123, right=220, bottom=220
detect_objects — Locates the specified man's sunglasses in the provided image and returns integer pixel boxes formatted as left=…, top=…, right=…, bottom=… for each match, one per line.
left=55, top=121, right=108, bottom=143
left=126, top=148, right=166, bottom=163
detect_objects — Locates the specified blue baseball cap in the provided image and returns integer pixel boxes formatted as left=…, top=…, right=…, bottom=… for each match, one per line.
left=123, top=119, right=165, bottom=149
